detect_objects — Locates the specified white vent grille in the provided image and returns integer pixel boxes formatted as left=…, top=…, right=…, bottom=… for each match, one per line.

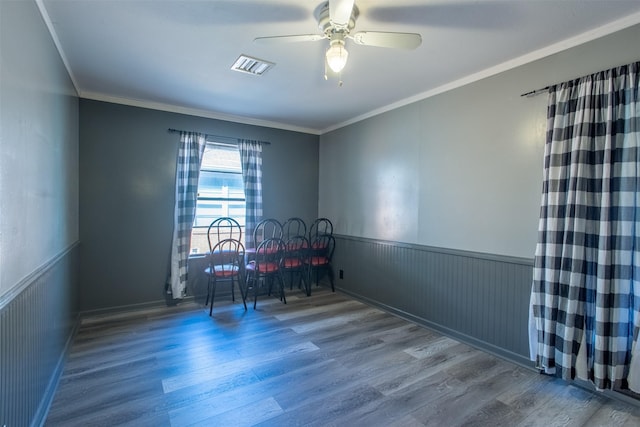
left=231, top=55, right=274, bottom=76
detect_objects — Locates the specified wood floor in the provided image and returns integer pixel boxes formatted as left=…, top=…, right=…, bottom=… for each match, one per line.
left=45, top=287, right=640, bottom=426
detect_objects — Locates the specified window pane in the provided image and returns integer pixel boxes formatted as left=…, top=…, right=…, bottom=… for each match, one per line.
left=228, top=204, right=246, bottom=227
left=191, top=142, right=246, bottom=255
left=193, top=201, right=223, bottom=227
left=201, top=144, right=242, bottom=172
left=197, top=171, right=245, bottom=199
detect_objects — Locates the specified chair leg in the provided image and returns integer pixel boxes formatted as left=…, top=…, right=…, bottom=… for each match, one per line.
left=246, top=273, right=258, bottom=310
left=275, top=275, right=283, bottom=302
left=209, top=279, right=217, bottom=316
left=231, top=279, right=235, bottom=302
left=278, top=272, right=287, bottom=304
left=302, top=270, right=311, bottom=296
left=306, top=266, right=312, bottom=295
left=205, top=274, right=212, bottom=306
left=253, top=277, right=259, bottom=309
left=236, top=276, right=247, bottom=310
left=327, top=266, right=335, bottom=292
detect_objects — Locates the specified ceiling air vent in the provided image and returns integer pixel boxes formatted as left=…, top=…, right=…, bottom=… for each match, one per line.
left=231, top=55, right=274, bottom=76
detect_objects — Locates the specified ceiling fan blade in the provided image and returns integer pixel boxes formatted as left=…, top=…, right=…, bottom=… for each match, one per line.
left=329, top=0, right=355, bottom=27
left=351, top=31, right=422, bottom=50
left=254, top=34, right=326, bottom=44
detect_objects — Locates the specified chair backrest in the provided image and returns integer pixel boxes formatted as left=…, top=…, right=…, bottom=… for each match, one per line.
left=207, top=217, right=242, bottom=252
left=308, top=234, right=335, bottom=264
left=210, top=238, right=245, bottom=276
left=252, top=218, right=283, bottom=248
left=282, top=217, right=307, bottom=241
left=309, top=217, right=333, bottom=241
left=252, top=237, right=285, bottom=274
left=283, top=235, right=309, bottom=269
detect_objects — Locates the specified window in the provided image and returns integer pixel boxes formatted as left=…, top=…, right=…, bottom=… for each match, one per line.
left=190, top=142, right=245, bottom=254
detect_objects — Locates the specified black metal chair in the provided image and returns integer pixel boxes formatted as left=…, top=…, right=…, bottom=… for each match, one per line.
left=306, top=234, right=336, bottom=292
left=252, top=218, right=283, bottom=248
left=282, top=235, right=311, bottom=296
left=282, top=217, right=307, bottom=241
left=205, top=238, right=246, bottom=315
left=245, top=237, right=286, bottom=309
left=207, top=217, right=243, bottom=253
left=308, top=217, right=333, bottom=241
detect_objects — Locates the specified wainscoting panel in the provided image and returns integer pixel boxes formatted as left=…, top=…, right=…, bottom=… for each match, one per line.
left=0, top=244, right=80, bottom=427
left=332, top=235, right=534, bottom=366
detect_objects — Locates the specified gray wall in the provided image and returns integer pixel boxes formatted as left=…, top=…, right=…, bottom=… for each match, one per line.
left=320, top=24, right=640, bottom=259
left=0, top=0, right=79, bottom=298
left=320, top=25, right=640, bottom=363
left=0, top=1, right=80, bottom=426
left=79, top=100, right=319, bottom=311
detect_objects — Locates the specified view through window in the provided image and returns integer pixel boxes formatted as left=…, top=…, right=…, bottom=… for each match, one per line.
left=191, top=142, right=245, bottom=254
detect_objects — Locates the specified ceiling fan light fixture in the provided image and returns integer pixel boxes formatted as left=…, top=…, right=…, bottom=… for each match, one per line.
left=326, top=40, right=348, bottom=73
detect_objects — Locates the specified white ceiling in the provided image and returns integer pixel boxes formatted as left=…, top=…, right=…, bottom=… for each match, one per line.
left=39, top=0, right=640, bottom=134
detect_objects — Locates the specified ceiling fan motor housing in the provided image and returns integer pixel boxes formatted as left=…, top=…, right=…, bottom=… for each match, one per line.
left=316, top=1, right=358, bottom=36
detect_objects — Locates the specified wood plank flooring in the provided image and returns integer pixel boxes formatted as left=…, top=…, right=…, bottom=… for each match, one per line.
left=45, top=287, right=640, bottom=426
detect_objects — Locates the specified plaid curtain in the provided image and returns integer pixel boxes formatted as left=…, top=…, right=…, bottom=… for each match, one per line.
left=238, top=139, right=263, bottom=249
left=168, top=132, right=206, bottom=298
left=529, top=62, right=640, bottom=391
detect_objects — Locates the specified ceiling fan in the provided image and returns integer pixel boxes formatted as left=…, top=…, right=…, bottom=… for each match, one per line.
left=254, top=0, right=422, bottom=78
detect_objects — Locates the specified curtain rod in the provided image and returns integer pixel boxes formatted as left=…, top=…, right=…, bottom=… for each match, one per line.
left=520, top=86, right=550, bottom=97
left=522, top=60, right=640, bottom=98
left=167, top=128, right=270, bottom=145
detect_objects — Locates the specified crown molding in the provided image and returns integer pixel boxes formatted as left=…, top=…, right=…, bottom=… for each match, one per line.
left=35, top=0, right=80, bottom=97
left=320, top=11, right=640, bottom=134
left=80, top=91, right=322, bottom=135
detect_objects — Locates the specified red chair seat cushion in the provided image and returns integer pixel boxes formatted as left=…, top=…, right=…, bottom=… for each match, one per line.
left=205, top=265, right=240, bottom=277
left=309, top=256, right=329, bottom=266
left=283, top=258, right=303, bottom=268
left=246, top=261, right=279, bottom=273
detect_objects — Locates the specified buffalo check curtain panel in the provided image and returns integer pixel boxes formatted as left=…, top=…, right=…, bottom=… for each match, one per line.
left=169, top=132, right=207, bottom=298
left=529, top=61, right=640, bottom=391
left=238, top=139, right=263, bottom=250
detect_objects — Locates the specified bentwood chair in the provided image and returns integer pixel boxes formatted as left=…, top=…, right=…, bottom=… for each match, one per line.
left=252, top=218, right=283, bottom=248
left=245, top=237, right=286, bottom=309
left=306, top=233, right=336, bottom=292
left=282, top=235, right=311, bottom=296
left=205, top=238, right=246, bottom=315
left=282, top=217, right=307, bottom=241
left=207, top=217, right=243, bottom=253
left=308, top=217, right=333, bottom=241
left=247, top=218, right=282, bottom=261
